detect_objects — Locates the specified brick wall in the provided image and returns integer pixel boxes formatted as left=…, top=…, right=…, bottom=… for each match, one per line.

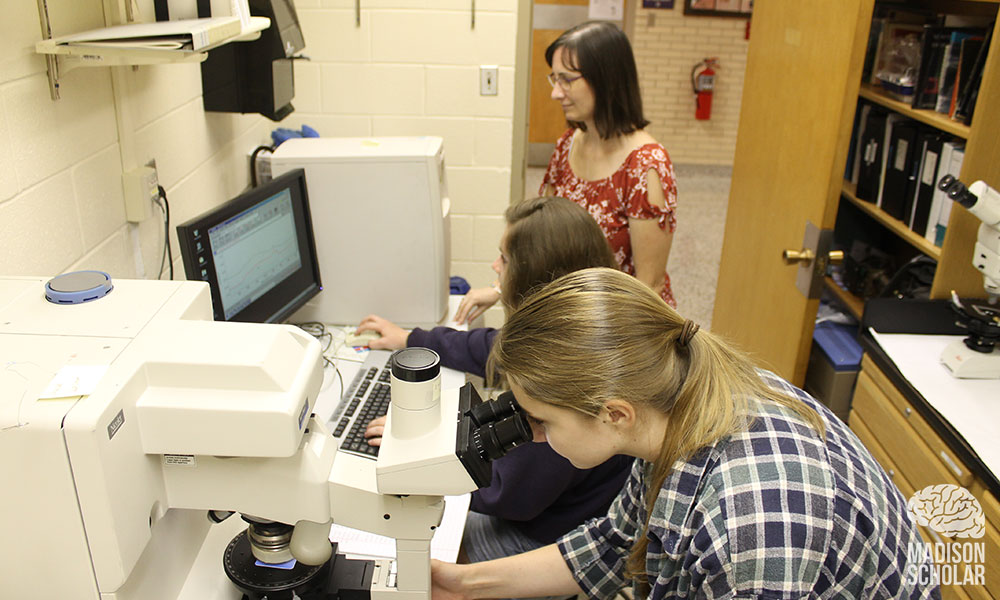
left=631, top=6, right=749, bottom=165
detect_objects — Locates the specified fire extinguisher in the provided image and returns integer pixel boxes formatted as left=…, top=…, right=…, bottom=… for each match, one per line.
left=691, top=58, right=719, bottom=120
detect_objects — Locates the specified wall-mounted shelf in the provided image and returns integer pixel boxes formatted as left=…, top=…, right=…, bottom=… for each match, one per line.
left=34, top=6, right=269, bottom=100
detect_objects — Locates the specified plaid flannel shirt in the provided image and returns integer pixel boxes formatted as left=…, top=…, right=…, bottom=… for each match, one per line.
left=557, top=371, right=939, bottom=599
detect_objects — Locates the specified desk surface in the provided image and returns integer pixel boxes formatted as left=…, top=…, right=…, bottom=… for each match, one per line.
left=863, top=329, right=1000, bottom=498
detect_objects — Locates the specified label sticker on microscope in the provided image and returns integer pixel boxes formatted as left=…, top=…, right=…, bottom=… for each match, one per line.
left=163, top=454, right=196, bottom=467
left=107, top=409, right=125, bottom=440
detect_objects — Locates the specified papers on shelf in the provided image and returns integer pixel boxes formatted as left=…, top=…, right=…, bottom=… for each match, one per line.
left=57, top=17, right=243, bottom=52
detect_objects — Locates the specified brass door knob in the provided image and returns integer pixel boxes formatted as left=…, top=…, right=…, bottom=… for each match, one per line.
left=782, top=248, right=815, bottom=264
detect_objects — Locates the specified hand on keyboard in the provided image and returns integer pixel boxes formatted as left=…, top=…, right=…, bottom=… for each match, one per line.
left=364, top=415, right=386, bottom=448
left=356, top=314, right=410, bottom=350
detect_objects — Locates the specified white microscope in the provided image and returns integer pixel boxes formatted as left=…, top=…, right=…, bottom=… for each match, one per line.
left=936, top=175, right=1000, bottom=378
left=0, top=272, right=530, bottom=599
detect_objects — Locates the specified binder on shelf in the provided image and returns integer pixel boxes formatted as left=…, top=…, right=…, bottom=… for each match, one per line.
left=912, top=25, right=955, bottom=109
left=927, top=142, right=965, bottom=246
left=875, top=113, right=906, bottom=209
left=954, top=25, right=993, bottom=124
left=935, top=29, right=984, bottom=114
left=846, top=100, right=869, bottom=183
left=55, top=17, right=243, bottom=52
left=948, top=36, right=984, bottom=118
left=908, top=132, right=943, bottom=236
left=856, top=109, right=887, bottom=202
left=899, top=126, right=928, bottom=227
left=880, top=119, right=918, bottom=221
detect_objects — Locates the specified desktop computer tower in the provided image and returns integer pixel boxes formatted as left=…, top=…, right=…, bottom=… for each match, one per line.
left=270, top=137, right=451, bottom=328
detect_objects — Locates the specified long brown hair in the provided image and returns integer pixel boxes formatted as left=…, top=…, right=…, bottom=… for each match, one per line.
left=500, top=196, right=616, bottom=312
left=489, top=268, right=825, bottom=581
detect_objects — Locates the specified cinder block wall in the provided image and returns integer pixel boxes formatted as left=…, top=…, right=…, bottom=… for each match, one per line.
left=631, top=7, right=749, bottom=165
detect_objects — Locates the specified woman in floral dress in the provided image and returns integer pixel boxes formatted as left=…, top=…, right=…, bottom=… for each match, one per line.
left=540, top=21, right=678, bottom=307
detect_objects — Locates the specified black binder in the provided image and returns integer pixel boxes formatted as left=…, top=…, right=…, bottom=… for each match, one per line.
left=856, top=109, right=887, bottom=202
left=880, top=119, right=918, bottom=220
left=909, top=132, right=944, bottom=235
left=912, top=26, right=954, bottom=109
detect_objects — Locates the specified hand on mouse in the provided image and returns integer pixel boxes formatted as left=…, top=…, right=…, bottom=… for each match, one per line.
left=356, top=315, right=410, bottom=350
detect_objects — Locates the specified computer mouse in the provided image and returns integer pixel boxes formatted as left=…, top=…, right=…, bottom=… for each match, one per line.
left=345, top=329, right=380, bottom=348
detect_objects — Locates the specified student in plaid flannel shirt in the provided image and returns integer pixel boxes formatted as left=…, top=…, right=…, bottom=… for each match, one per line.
left=432, top=268, right=939, bottom=600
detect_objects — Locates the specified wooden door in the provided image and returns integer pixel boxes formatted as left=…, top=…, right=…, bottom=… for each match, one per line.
left=711, top=0, right=874, bottom=385
left=530, top=26, right=570, bottom=146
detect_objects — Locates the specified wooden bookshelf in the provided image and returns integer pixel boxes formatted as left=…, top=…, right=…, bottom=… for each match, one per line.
left=824, top=276, right=865, bottom=320
left=858, top=83, right=970, bottom=140
left=841, top=181, right=943, bottom=260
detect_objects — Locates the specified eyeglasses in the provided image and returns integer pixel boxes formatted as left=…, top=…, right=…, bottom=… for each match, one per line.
left=546, top=72, right=583, bottom=90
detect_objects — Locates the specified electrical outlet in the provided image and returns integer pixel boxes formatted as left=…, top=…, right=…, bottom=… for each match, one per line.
left=480, top=65, right=498, bottom=96
left=123, top=162, right=159, bottom=223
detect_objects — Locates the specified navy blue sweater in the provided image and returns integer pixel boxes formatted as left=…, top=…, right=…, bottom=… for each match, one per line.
left=407, top=326, right=633, bottom=544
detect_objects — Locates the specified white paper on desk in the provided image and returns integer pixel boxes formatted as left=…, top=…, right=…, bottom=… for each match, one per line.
left=869, top=330, right=1000, bottom=481
left=329, top=493, right=470, bottom=562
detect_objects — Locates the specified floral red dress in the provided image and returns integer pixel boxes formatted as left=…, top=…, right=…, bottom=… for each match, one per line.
left=541, top=129, right=678, bottom=307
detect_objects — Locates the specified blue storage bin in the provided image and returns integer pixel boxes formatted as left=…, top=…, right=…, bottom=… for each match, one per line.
left=812, top=322, right=863, bottom=371
left=804, top=322, right=863, bottom=420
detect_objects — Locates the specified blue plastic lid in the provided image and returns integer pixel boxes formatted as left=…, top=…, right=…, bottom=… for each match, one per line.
left=45, top=271, right=113, bottom=305
left=812, top=322, right=863, bottom=371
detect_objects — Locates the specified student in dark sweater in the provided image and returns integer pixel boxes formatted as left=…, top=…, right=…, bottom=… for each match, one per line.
left=355, top=196, right=633, bottom=562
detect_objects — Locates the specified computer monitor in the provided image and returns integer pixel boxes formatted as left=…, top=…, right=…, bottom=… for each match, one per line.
left=176, top=168, right=322, bottom=323
left=269, top=137, right=451, bottom=327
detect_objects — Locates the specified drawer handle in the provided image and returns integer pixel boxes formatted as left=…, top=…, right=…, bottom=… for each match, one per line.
left=888, top=468, right=895, bottom=478
left=904, top=407, right=912, bottom=417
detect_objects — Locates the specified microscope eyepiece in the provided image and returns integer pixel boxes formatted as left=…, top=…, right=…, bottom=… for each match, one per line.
left=468, top=390, right=519, bottom=426
left=467, top=391, right=532, bottom=461
left=472, top=412, right=533, bottom=461
left=938, top=174, right=978, bottom=209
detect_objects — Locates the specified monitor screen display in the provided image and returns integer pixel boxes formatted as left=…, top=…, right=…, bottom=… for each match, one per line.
left=177, top=168, right=321, bottom=323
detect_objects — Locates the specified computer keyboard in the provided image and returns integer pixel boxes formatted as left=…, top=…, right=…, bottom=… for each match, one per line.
left=330, top=350, right=393, bottom=459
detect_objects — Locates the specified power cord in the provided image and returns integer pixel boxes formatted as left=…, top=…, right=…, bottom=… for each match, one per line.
left=250, top=145, right=275, bottom=188
left=295, top=321, right=345, bottom=397
left=154, top=185, right=173, bottom=280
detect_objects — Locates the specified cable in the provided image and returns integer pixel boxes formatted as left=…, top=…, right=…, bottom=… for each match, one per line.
left=250, top=145, right=274, bottom=188
left=295, top=321, right=345, bottom=397
left=155, top=185, right=173, bottom=280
